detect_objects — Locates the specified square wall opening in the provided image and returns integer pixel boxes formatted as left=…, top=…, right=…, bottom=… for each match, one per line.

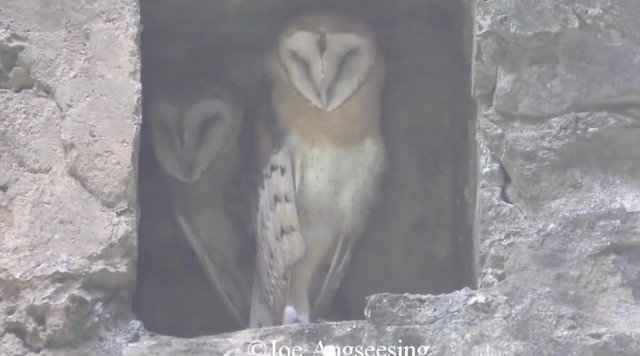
left=134, top=0, right=478, bottom=336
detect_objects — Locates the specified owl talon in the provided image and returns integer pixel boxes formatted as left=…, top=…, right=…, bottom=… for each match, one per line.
left=283, top=305, right=310, bottom=324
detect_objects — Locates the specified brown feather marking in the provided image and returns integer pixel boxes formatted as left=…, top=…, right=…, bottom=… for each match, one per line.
left=255, top=150, right=305, bottom=322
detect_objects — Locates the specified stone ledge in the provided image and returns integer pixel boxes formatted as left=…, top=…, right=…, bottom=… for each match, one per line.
left=122, top=290, right=640, bottom=355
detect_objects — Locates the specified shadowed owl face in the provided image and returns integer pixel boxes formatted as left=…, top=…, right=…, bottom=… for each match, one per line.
left=148, top=88, right=242, bottom=183
left=277, top=12, right=378, bottom=112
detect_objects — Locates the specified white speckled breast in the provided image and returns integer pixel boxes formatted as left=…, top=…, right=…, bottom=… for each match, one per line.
left=287, top=134, right=385, bottom=245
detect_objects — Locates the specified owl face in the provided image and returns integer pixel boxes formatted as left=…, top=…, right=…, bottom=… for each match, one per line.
left=278, top=12, right=378, bottom=112
left=148, top=90, right=242, bottom=183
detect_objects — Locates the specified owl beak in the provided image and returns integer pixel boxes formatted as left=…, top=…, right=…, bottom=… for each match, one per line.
left=176, top=114, right=188, bottom=148
left=318, top=68, right=334, bottom=111
left=318, top=81, right=327, bottom=109
left=309, top=59, right=329, bottom=111
left=180, top=152, right=191, bottom=172
left=177, top=154, right=199, bottom=183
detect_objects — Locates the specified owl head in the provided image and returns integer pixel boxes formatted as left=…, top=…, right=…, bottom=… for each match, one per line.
left=275, top=11, right=380, bottom=112
left=147, top=84, right=243, bottom=183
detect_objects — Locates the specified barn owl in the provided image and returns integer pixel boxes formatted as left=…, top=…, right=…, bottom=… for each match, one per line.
left=250, top=11, right=386, bottom=327
left=147, top=82, right=253, bottom=329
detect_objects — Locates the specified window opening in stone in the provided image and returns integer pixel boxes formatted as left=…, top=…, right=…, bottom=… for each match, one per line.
left=133, top=0, right=478, bottom=337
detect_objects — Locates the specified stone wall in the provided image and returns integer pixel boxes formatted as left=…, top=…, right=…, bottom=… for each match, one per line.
left=127, top=0, right=640, bottom=354
left=0, top=1, right=140, bottom=354
left=1, top=0, right=640, bottom=355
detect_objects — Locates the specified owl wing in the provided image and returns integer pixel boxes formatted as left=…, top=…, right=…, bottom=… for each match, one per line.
left=251, top=147, right=305, bottom=326
left=175, top=212, right=249, bottom=328
left=250, top=59, right=307, bottom=327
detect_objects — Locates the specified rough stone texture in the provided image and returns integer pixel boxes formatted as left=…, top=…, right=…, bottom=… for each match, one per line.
left=4, top=0, right=640, bottom=354
left=124, top=290, right=640, bottom=355
left=125, top=0, right=640, bottom=354
left=0, top=0, right=140, bottom=354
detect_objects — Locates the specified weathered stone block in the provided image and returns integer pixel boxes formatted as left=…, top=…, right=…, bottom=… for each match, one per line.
left=2, top=0, right=640, bottom=354
left=0, top=0, right=140, bottom=354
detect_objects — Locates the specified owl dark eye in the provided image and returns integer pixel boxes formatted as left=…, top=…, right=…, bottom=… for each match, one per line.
left=336, top=48, right=358, bottom=78
left=155, top=119, right=180, bottom=152
left=326, top=48, right=359, bottom=100
left=289, top=50, right=308, bottom=68
left=289, top=50, right=320, bottom=99
left=196, top=114, right=221, bottom=147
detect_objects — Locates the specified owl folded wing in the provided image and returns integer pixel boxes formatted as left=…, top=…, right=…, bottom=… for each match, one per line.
left=251, top=148, right=305, bottom=326
left=175, top=213, right=248, bottom=327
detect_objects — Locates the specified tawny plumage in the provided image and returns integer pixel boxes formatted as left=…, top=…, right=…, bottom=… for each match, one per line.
left=148, top=82, right=252, bottom=329
left=250, top=11, right=386, bottom=327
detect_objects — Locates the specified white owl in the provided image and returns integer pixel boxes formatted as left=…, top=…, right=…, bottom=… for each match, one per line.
left=250, top=11, right=387, bottom=326
left=147, top=81, right=253, bottom=329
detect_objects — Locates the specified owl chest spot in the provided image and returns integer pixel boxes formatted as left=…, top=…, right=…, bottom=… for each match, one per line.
left=294, top=139, right=384, bottom=237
